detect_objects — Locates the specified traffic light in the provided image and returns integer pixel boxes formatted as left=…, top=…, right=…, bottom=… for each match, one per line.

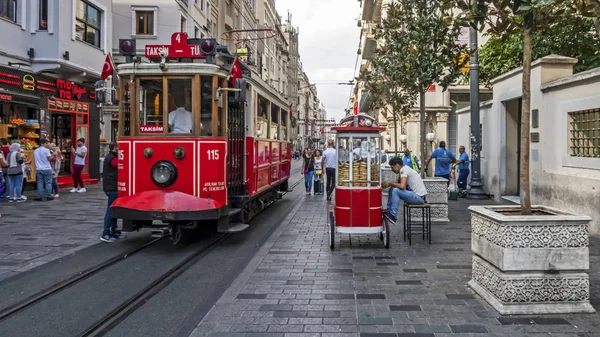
left=95, top=80, right=105, bottom=106
left=119, top=39, right=136, bottom=56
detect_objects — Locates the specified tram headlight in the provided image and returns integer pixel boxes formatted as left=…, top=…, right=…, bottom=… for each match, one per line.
left=151, top=160, right=178, bottom=188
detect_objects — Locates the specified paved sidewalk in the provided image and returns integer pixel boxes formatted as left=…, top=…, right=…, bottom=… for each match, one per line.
left=0, top=184, right=108, bottom=280
left=190, top=195, right=600, bottom=337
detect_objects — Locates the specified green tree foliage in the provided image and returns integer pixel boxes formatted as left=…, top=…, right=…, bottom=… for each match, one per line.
left=478, top=16, right=600, bottom=85
left=360, top=0, right=469, bottom=172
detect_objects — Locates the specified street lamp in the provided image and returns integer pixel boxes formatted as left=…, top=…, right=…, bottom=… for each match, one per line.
left=425, top=132, right=435, bottom=142
left=468, top=21, right=486, bottom=199
left=399, top=134, right=408, bottom=144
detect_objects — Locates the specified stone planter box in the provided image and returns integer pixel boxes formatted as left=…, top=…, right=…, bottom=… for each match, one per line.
left=468, top=205, right=595, bottom=315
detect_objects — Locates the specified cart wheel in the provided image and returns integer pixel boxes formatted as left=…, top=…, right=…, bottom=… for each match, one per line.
left=383, top=218, right=390, bottom=249
left=329, top=211, right=335, bottom=250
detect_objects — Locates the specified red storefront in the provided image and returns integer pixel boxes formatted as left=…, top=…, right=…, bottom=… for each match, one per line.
left=0, top=65, right=99, bottom=187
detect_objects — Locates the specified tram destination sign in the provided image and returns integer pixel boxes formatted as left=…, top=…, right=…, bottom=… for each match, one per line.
left=145, top=33, right=208, bottom=59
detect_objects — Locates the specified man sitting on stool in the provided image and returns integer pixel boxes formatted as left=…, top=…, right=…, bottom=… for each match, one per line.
left=382, top=156, right=427, bottom=224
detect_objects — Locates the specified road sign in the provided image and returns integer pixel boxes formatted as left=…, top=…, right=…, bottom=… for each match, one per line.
left=145, top=32, right=207, bottom=59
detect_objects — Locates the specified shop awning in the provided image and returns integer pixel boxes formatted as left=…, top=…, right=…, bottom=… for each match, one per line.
left=0, top=89, right=40, bottom=108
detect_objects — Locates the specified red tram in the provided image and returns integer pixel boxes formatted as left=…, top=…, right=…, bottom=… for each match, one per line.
left=111, top=33, right=291, bottom=244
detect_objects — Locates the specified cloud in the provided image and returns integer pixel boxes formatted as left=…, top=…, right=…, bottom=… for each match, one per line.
left=276, top=0, right=361, bottom=122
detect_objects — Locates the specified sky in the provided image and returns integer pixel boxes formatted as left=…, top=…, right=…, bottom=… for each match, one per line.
left=275, top=0, right=362, bottom=123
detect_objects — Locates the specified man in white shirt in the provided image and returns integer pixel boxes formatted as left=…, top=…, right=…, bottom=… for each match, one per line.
left=34, top=139, right=55, bottom=201
left=382, top=156, right=427, bottom=224
left=71, top=138, right=87, bottom=193
left=168, top=96, right=192, bottom=134
left=322, top=139, right=337, bottom=201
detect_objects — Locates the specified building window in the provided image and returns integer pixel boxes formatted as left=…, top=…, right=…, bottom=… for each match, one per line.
left=180, top=15, right=186, bottom=32
left=39, top=0, right=48, bottom=30
left=194, top=25, right=199, bottom=38
left=0, top=0, right=17, bottom=22
left=135, top=11, right=154, bottom=35
left=569, top=108, right=600, bottom=158
left=76, top=0, right=102, bottom=48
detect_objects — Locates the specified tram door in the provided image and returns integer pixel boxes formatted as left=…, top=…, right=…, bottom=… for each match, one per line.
left=227, top=97, right=245, bottom=197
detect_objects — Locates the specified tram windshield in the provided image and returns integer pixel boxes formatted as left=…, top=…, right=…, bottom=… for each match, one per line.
left=119, top=75, right=227, bottom=137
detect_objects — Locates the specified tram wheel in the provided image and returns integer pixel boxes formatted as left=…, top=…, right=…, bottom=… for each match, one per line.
left=329, top=211, right=335, bottom=250
left=383, top=218, right=390, bottom=249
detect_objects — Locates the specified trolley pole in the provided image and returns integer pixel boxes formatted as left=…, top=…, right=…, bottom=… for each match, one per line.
left=467, top=26, right=486, bottom=199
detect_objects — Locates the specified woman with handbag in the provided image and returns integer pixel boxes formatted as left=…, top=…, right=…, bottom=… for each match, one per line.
left=313, top=149, right=324, bottom=195
left=302, top=148, right=315, bottom=195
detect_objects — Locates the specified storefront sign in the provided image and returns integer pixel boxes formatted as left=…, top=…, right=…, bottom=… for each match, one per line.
left=0, top=93, right=12, bottom=101
left=140, top=125, right=164, bottom=134
left=48, top=98, right=90, bottom=113
left=0, top=67, right=95, bottom=102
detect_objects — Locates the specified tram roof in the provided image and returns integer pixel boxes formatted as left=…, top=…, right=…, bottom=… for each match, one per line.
left=117, top=60, right=289, bottom=107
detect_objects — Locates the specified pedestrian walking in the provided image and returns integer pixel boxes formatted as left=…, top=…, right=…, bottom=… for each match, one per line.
left=0, top=148, right=6, bottom=199
left=313, top=149, right=324, bottom=195
left=302, top=148, right=315, bottom=195
left=382, top=157, right=427, bottom=224
left=102, top=143, right=126, bottom=242
left=71, top=138, right=87, bottom=193
left=34, top=139, right=55, bottom=201
left=454, top=145, right=470, bottom=197
left=1, top=138, right=9, bottom=198
left=50, top=143, right=62, bottom=198
left=323, top=139, right=337, bottom=201
left=424, top=141, right=456, bottom=186
left=6, top=143, right=25, bottom=202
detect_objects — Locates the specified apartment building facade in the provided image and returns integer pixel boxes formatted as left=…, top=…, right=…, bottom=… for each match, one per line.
left=0, top=0, right=113, bottom=181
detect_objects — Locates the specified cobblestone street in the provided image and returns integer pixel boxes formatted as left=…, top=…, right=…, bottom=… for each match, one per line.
left=0, top=184, right=116, bottom=280
left=191, top=195, right=600, bottom=337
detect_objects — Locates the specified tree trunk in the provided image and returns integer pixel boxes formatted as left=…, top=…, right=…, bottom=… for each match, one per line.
left=520, top=26, right=533, bottom=215
left=587, top=0, right=600, bottom=38
left=419, top=88, right=427, bottom=178
left=393, top=112, right=399, bottom=154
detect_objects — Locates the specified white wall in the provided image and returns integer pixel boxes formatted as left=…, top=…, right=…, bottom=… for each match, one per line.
left=458, top=55, right=600, bottom=234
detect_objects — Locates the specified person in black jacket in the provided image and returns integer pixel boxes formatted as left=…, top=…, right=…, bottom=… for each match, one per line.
left=101, top=143, right=125, bottom=242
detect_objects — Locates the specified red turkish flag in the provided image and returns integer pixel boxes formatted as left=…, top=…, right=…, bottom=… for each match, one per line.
left=101, top=54, right=114, bottom=81
left=289, top=103, right=293, bottom=118
left=353, top=100, right=358, bottom=115
left=230, top=57, right=242, bottom=87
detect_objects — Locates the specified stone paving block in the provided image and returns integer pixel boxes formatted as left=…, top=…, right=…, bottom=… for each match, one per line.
left=189, top=195, right=600, bottom=337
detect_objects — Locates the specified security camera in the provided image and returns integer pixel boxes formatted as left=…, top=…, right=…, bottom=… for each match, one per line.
left=159, top=49, right=168, bottom=58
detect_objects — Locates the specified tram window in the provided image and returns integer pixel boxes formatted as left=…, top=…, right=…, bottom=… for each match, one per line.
left=200, top=76, right=214, bottom=136
left=280, top=107, right=287, bottom=141
left=337, top=138, right=350, bottom=187
left=370, top=137, right=381, bottom=187
left=138, top=79, right=164, bottom=134
left=270, top=104, right=279, bottom=140
left=167, top=78, right=193, bottom=134
left=257, top=96, right=268, bottom=139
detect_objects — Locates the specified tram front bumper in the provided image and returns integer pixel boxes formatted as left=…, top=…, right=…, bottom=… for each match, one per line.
left=111, top=190, right=226, bottom=221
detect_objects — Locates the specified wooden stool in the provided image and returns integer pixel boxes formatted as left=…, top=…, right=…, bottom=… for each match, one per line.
left=403, top=203, right=431, bottom=245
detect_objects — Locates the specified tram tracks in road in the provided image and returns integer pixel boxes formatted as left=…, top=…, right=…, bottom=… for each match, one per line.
left=0, top=235, right=168, bottom=322
left=78, top=233, right=231, bottom=337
